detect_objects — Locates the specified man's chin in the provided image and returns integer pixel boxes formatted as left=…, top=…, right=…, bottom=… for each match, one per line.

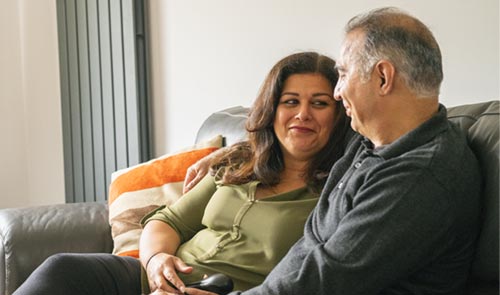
left=350, top=121, right=360, bottom=133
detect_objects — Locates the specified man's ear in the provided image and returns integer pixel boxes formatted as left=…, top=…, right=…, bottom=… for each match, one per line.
left=374, top=60, right=395, bottom=95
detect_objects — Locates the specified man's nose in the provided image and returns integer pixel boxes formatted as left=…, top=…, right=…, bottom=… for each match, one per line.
left=333, top=83, right=342, bottom=101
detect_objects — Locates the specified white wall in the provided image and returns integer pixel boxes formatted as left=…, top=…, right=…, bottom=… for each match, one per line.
left=149, top=0, right=500, bottom=155
left=0, top=0, right=498, bottom=207
left=0, top=0, right=28, bottom=208
left=0, top=0, right=65, bottom=208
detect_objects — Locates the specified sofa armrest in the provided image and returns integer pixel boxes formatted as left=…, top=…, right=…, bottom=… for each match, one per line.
left=0, top=202, right=113, bottom=295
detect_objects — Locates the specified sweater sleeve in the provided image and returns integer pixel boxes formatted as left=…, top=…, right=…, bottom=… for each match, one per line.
left=236, top=164, right=466, bottom=295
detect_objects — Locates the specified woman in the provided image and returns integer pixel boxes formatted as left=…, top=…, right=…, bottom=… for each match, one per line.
left=141, top=51, right=349, bottom=294
left=13, top=52, right=349, bottom=295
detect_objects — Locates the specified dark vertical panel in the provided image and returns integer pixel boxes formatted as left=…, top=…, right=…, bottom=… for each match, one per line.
left=135, top=0, right=152, bottom=161
left=57, top=0, right=150, bottom=203
left=77, top=0, right=96, bottom=201
left=123, top=0, right=139, bottom=165
left=57, top=0, right=75, bottom=203
left=99, top=0, right=117, bottom=192
left=66, top=0, right=85, bottom=203
left=87, top=0, right=106, bottom=201
left=110, top=0, right=128, bottom=170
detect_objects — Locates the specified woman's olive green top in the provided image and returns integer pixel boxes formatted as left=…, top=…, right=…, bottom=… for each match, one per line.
left=143, top=173, right=319, bottom=291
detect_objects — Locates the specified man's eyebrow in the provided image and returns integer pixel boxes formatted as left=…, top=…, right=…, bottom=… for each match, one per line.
left=334, top=64, right=345, bottom=72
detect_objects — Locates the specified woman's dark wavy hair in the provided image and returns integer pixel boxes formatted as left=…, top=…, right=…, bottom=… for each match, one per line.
left=211, top=52, right=350, bottom=193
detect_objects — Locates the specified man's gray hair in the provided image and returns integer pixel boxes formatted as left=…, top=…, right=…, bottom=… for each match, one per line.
left=345, top=7, right=443, bottom=97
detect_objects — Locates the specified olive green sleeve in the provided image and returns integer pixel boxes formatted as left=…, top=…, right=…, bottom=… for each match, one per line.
left=143, top=174, right=217, bottom=243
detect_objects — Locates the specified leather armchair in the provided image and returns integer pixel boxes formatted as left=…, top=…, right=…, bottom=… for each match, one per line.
left=0, top=101, right=498, bottom=295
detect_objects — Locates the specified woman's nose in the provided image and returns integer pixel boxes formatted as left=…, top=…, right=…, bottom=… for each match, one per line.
left=295, top=105, right=311, bottom=121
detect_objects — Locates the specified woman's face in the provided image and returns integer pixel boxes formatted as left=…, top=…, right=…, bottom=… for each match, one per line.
left=274, top=73, right=336, bottom=163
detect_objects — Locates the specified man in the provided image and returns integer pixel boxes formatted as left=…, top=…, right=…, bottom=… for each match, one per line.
left=184, top=7, right=481, bottom=295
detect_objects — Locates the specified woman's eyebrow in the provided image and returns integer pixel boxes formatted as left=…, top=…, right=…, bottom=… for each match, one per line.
left=281, top=92, right=333, bottom=98
left=313, top=93, right=333, bottom=98
left=280, top=92, right=299, bottom=96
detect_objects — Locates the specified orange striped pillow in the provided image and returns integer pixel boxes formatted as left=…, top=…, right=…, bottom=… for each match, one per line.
left=108, top=135, right=223, bottom=258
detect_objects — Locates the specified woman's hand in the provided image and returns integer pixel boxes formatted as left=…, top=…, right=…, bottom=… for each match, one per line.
left=149, top=288, right=218, bottom=295
left=146, top=252, right=193, bottom=294
left=183, top=287, right=219, bottom=295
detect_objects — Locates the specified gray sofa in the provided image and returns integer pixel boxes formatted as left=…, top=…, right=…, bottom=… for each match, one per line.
left=0, top=101, right=498, bottom=295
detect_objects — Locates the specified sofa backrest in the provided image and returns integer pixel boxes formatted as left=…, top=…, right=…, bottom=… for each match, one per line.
left=195, top=106, right=249, bottom=146
left=196, top=100, right=500, bottom=287
left=447, top=100, right=499, bottom=284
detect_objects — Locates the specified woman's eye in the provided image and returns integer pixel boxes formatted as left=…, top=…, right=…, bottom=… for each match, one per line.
left=312, top=100, right=329, bottom=107
left=282, top=99, right=299, bottom=105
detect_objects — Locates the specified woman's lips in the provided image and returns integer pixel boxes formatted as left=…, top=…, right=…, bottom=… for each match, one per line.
left=290, top=126, right=314, bottom=133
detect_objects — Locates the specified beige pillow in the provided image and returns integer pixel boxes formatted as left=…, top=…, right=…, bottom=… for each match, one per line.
left=108, top=135, right=223, bottom=257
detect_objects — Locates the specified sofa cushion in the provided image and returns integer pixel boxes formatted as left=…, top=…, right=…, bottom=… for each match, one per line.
left=447, top=100, right=499, bottom=282
left=195, top=106, right=249, bottom=146
left=108, top=135, right=223, bottom=258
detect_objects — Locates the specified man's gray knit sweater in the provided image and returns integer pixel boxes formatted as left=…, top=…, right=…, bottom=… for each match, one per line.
left=232, top=105, right=481, bottom=294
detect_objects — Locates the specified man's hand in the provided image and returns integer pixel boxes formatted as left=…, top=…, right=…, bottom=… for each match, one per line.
left=147, top=253, right=193, bottom=294
left=183, top=157, right=211, bottom=193
left=183, top=146, right=231, bottom=193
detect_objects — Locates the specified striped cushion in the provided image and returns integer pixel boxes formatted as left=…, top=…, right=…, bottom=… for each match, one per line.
left=108, top=135, right=223, bottom=258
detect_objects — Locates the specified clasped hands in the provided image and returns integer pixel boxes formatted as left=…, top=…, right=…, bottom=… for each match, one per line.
left=146, top=253, right=218, bottom=295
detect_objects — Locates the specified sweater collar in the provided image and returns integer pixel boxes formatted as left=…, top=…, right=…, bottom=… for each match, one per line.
left=361, top=104, right=448, bottom=159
